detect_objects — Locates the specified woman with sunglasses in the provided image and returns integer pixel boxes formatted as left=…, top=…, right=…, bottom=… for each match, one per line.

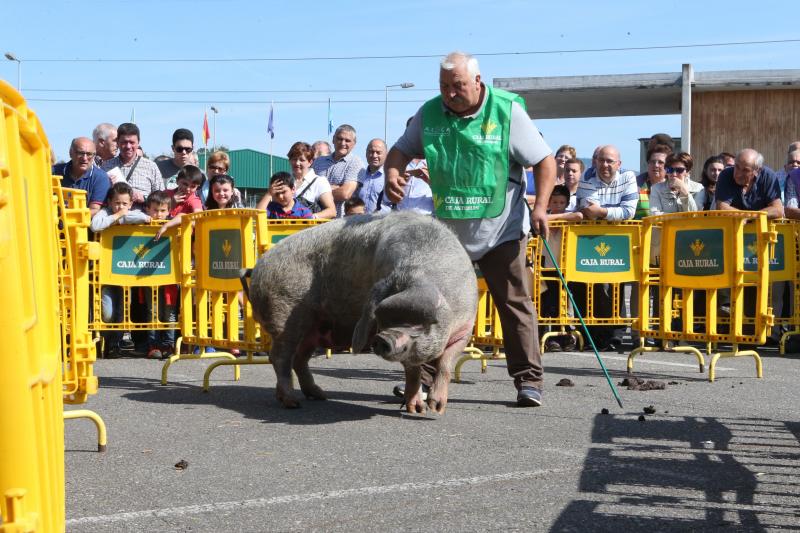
left=649, top=152, right=702, bottom=215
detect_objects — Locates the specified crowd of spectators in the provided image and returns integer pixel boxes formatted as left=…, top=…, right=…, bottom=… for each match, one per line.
left=54, top=115, right=800, bottom=358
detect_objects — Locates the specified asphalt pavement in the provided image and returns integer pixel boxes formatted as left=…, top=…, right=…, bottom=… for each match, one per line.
left=64, top=345, right=800, bottom=532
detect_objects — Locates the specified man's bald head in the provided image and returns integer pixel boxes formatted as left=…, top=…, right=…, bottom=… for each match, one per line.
left=596, top=145, right=621, bottom=182
left=69, top=137, right=96, bottom=176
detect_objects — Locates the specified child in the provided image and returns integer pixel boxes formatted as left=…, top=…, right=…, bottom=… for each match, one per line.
left=344, top=196, right=366, bottom=216
left=91, top=182, right=151, bottom=358
left=265, top=172, right=313, bottom=219
left=141, top=191, right=178, bottom=359
left=155, top=174, right=244, bottom=240
left=168, top=164, right=204, bottom=217
left=206, top=174, right=244, bottom=210
left=541, top=185, right=581, bottom=352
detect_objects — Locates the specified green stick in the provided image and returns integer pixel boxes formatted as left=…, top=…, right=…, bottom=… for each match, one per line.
left=539, top=236, right=624, bottom=408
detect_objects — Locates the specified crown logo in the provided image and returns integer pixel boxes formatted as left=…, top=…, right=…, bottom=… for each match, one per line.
left=746, top=241, right=757, bottom=255
left=690, top=239, right=704, bottom=257
left=594, top=242, right=611, bottom=257
left=132, top=243, right=148, bottom=258
left=481, top=120, right=498, bottom=135
left=222, top=239, right=232, bottom=257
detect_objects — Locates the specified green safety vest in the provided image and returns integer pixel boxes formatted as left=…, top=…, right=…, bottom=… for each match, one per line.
left=422, top=86, right=525, bottom=219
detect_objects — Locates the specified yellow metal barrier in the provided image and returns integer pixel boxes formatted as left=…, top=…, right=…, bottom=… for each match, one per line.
left=164, top=209, right=268, bottom=388
left=0, top=80, right=65, bottom=531
left=533, top=220, right=640, bottom=350
left=55, top=183, right=108, bottom=453
left=741, top=219, right=800, bottom=355
left=631, top=211, right=774, bottom=381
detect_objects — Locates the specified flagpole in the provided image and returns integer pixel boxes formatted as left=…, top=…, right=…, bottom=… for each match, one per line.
left=327, top=98, right=332, bottom=137
left=269, top=101, right=274, bottom=178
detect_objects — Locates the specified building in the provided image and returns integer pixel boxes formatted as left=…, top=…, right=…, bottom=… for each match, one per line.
left=495, top=65, right=800, bottom=173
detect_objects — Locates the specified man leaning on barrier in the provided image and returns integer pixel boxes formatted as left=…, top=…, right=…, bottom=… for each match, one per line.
left=384, top=51, right=556, bottom=407
left=715, top=149, right=783, bottom=220
left=53, top=137, right=111, bottom=216
left=575, top=145, right=638, bottom=351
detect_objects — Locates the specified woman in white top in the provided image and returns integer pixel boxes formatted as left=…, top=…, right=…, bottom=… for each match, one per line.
left=256, top=142, right=336, bottom=219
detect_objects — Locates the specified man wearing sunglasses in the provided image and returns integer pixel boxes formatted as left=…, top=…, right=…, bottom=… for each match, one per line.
left=157, top=128, right=197, bottom=190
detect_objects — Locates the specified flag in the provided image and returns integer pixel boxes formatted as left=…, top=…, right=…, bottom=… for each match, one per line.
left=202, top=112, right=210, bottom=146
left=268, top=104, right=275, bottom=140
left=327, top=98, right=333, bottom=135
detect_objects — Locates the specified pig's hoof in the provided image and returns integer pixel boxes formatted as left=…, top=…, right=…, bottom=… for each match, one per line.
left=277, top=393, right=301, bottom=409
left=405, top=395, right=427, bottom=414
left=302, top=385, right=327, bottom=401
left=427, top=397, right=447, bottom=415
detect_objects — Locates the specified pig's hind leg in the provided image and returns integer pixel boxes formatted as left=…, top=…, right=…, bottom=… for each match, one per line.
left=269, top=337, right=302, bottom=408
left=293, top=342, right=326, bottom=401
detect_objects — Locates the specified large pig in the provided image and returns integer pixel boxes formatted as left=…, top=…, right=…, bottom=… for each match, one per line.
left=244, top=211, right=477, bottom=414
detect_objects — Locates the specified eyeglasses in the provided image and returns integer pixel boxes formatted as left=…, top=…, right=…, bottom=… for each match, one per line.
left=666, top=167, right=687, bottom=174
left=75, top=151, right=96, bottom=159
left=208, top=165, right=227, bottom=172
left=174, top=146, right=193, bottom=154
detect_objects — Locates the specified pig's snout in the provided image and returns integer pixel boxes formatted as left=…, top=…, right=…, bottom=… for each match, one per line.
left=372, top=329, right=411, bottom=360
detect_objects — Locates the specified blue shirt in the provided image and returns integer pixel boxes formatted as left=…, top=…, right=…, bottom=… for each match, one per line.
left=714, top=166, right=780, bottom=211
left=53, top=162, right=111, bottom=206
left=266, top=200, right=313, bottom=219
left=357, top=166, right=385, bottom=213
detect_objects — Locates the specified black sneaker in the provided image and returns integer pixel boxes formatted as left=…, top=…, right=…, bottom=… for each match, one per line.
left=516, top=386, right=543, bottom=407
left=544, top=339, right=562, bottom=352
left=104, top=346, right=122, bottom=359
left=560, top=337, right=577, bottom=351
left=392, top=383, right=429, bottom=400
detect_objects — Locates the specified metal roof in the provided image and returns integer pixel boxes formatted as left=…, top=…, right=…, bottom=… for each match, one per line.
left=494, top=68, right=800, bottom=119
left=198, top=148, right=291, bottom=189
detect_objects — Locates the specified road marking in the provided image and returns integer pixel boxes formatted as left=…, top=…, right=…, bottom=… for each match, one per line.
left=567, top=352, right=734, bottom=371
left=67, top=467, right=571, bottom=525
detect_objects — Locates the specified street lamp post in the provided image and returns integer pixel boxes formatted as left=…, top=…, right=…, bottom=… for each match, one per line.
left=210, top=106, right=218, bottom=151
left=4, top=52, right=21, bottom=91
left=384, top=82, right=414, bottom=141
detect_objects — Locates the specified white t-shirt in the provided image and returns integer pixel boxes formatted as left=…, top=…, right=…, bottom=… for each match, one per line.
left=295, top=170, right=332, bottom=207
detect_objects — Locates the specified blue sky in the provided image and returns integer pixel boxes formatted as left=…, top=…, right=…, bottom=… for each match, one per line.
left=2, top=0, right=797, bottom=171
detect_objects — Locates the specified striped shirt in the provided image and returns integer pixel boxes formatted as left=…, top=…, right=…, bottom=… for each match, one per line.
left=312, top=151, right=365, bottom=218
left=576, top=170, right=639, bottom=221
left=102, top=156, right=164, bottom=207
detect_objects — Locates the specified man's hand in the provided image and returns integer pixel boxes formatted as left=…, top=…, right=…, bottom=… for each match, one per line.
left=132, top=189, right=145, bottom=204
left=580, top=201, right=606, bottom=220
left=384, top=147, right=414, bottom=204
left=404, top=166, right=429, bottom=183
left=530, top=205, right=549, bottom=239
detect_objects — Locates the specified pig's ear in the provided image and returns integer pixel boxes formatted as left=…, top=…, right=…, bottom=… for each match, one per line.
left=374, top=283, right=445, bottom=327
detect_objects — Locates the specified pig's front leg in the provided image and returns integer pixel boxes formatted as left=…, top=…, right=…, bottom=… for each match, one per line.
left=402, top=364, right=426, bottom=414
left=427, top=323, right=473, bottom=414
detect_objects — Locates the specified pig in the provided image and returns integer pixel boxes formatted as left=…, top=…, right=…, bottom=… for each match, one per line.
left=243, top=211, right=478, bottom=414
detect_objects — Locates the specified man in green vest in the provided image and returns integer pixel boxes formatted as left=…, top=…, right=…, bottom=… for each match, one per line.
left=385, top=51, right=556, bottom=408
